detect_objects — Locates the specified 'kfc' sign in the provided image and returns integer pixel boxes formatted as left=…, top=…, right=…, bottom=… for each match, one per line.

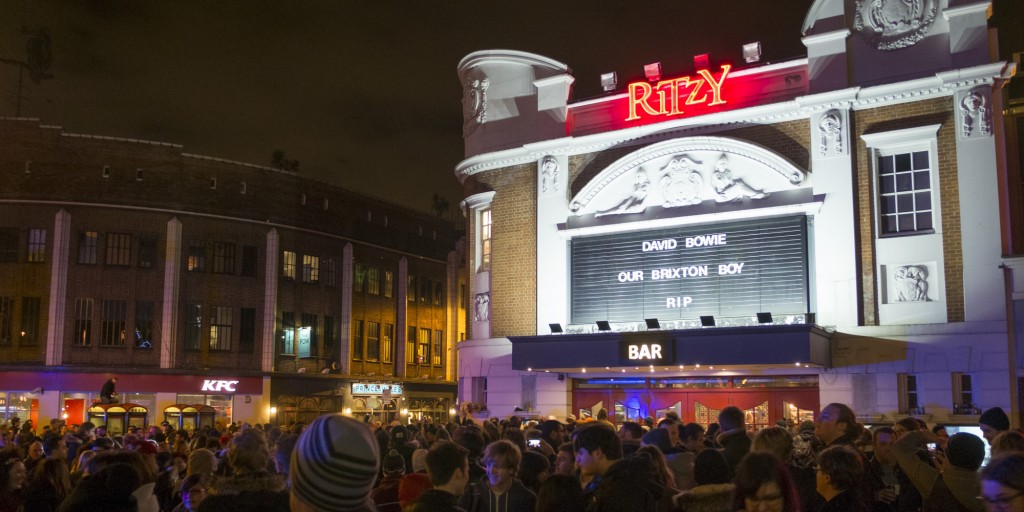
left=201, top=379, right=239, bottom=392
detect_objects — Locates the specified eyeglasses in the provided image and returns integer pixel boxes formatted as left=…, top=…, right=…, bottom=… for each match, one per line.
left=978, top=491, right=1024, bottom=507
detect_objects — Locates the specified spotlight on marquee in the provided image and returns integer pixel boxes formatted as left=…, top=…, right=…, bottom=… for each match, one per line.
left=700, top=316, right=716, bottom=327
left=549, top=323, right=563, bottom=334
left=596, top=320, right=612, bottom=332
left=644, top=62, right=662, bottom=82
left=757, top=312, right=774, bottom=324
left=693, top=53, right=710, bottom=70
left=600, top=72, right=618, bottom=92
left=645, top=318, right=660, bottom=330
left=743, top=42, right=762, bottom=63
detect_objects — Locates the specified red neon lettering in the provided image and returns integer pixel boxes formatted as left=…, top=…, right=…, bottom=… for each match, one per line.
left=625, top=65, right=730, bottom=122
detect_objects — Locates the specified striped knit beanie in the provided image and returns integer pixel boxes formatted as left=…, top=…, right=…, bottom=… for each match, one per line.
left=291, top=414, right=380, bottom=511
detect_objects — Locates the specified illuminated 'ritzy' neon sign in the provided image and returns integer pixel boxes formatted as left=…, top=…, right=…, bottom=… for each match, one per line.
left=626, top=64, right=731, bottom=121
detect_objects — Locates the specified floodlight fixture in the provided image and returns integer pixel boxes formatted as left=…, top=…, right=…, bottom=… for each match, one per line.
left=700, top=315, right=716, bottom=327
left=645, top=318, right=660, bottom=330
left=757, top=312, right=773, bottom=324
left=644, top=62, right=662, bottom=82
left=743, top=42, right=762, bottom=63
left=549, top=323, right=563, bottom=334
left=693, top=53, right=710, bottom=70
left=596, top=320, right=611, bottom=331
left=600, top=72, right=618, bottom=92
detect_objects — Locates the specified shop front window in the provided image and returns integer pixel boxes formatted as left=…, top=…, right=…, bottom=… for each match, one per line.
left=121, top=393, right=157, bottom=427
left=4, top=392, right=37, bottom=425
left=178, top=394, right=232, bottom=429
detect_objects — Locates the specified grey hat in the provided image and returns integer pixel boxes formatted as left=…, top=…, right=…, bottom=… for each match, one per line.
left=291, top=414, right=380, bottom=511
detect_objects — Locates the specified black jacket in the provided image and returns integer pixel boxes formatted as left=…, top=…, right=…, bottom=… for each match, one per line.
left=408, top=489, right=468, bottom=512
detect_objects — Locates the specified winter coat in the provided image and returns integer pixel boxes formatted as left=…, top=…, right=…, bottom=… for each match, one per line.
left=673, top=483, right=735, bottom=512
left=196, top=471, right=290, bottom=512
left=407, top=489, right=468, bottom=512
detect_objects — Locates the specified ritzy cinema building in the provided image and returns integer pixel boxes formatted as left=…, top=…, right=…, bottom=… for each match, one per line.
left=454, top=0, right=1023, bottom=432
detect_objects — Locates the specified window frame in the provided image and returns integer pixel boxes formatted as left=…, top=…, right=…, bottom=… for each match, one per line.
left=209, top=306, right=233, bottom=351
left=105, top=233, right=132, bottom=266
left=861, top=124, right=942, bottom=238
left=213, top=242, right=236, bottom=274
left=20, top=297, right=41, bottom=345
left=79, top=231, right=99, bottom=265
left=302, top=255, right=320, bottom=284
left=27, top=229, right=46, bottom=263
left=74, top=298, right=93, bottom=347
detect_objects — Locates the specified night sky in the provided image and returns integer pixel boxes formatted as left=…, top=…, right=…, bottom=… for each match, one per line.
left=1, top=1, right=1020, bottom=214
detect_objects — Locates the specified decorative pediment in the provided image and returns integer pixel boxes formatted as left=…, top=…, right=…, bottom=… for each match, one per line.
left=569, top=137, right=808, bottom=217
left=853, top=0, right=939, bottom=51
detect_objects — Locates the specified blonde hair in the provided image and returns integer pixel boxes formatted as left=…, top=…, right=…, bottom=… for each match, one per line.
left=483, top=439, right=521, bottom=473
left=752, top=426, right=794, bottom=460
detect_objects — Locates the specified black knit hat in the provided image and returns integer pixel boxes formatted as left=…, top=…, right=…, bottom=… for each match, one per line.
left=382, top=449, right=405, bottom=475
left=980, top=407, right=1010, bottom=431
left=946, top=432, right=985, bottom=471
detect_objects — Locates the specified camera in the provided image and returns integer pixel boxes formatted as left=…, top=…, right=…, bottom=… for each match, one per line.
left=527, top=439, right=542, bottom=448
left=926, top=442, right=937, bottom=454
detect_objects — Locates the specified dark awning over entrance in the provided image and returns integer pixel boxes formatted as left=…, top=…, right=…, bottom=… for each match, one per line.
left=509, top=324, right=831, bottom=371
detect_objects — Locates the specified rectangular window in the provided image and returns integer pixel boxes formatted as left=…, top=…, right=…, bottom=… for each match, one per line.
left=239, top=308, right=256, bottom=352
left=521, top=375, right=537, bottom=411
left=282, top=251, right=296, bottom=280
left=382, top=323, right=394, bottom=362
left=105, top=233, right=132, bottom=266
left=301, top=313, right=318, bottom=357
left=353, top=320, right=364, bottom=360
left=953, top=372, right=973, bottom=412
left=185, top=304, right=203, bottom=350
left=241, top=246, right=258, bottom=277
left=899, top=373, right=919, bottom=413
left=74, top=298, right=93, bottom=346
left=420, top=280, right=430, bottom=303
left=302, top=255, right=319, bottom=284
left=433, top=330, right=443, bottom=366
left=324, top=258, right=336, bottom=287
left=878, top=151, right=933, bottom=235
left=433, top=282, right=443, bottom=306
left=79, top=231, right=98, bottom=264
left=213, top=243, right=236, bottom=274
left=353, top=263, right=366, bottom=293
left=480, top=208, right=492, bottom=270
left=20, top=297, right=41, bottom=345
left=408, top=276, right=416, bottom=302
left=280, top=312, right=295, bottom=354
left=384, top=271, right=393, bottom=298
left=209, top=306, right=232, bottom=351
left=0, top=229, right=18, bottom=263
left=188, top=243, right=205, bottom=272
left=134, top=301, right=154, bottom=349
left=323, top=315, right=335, bottom=356
left=471, top=376, right=488, bottom=407
left=407, top=326, right=416, bottom=363
left=366, top=321, right=380, bottom=361
left=138, top=235, right=157, bottom=269
left=101, top=300, right=128, bottom=346
left=27, top=229, right=46, bottom=263
left=418, top=328, right=430, bottom=365
left=367, top=267, right=380, bottom=295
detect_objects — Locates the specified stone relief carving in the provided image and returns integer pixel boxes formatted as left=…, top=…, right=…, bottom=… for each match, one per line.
left=658, top=155, right=704, bottom=207
left=854, top=0, right=939, bottom=51
left=818, top=110, right=844, bottom=157
left=474, top=292, right=490, bottom=322
left=540, top=155, right=559, bottom=194
left=595, top=169, right=651, bottom=217
left=893, top=265, right=930, bottom=302
left=959, top=88, right=991, bottom=138
left=462, top=76, right=490, bottom=137
left=711, top=154, right=767, bottom=203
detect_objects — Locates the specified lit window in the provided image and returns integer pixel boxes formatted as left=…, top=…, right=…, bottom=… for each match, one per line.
left=406, top=327, right=416, bottom=363
left=105, top=233, right=132, bottom=266
left=134, top=301, right=154, bottom=350
left=433, top=330, right=442, bottom=366
left=280, top=312, right=294, bottom=354
left=101, top=300, right=128, bottom=346
left=282, top=251, right=296, bottom=280
left=27, top=229, right=46, bottom=263
left=367, top=267, right=380, bottom=295
left=367, top=321, right=380, bottom=361
left=383, top=271, right=393, bottom=298
left=74, top=298, right=93, bottom=346
left=418, top=328, right=430, bottom=365
left=79, top=231, right=98, bottom=264
left=20, top=298, right=40, bottom=345
left=188, top=243, right=205, bottom=272
left=480, top=208, right=492, bottom=270
left=381, top=324, right=394, bottom=362
left=354, top=264, right=366, bottom=292
left=185, top=304, right=203, bottom=350
left=407, top=276, right=416, bottom=302
left=209, top=306, right=232, bottom=351
left=302, top=255, right=319, bottom=284
left=353, top=320, right=364, bottom=360
left=301, top=313, right=318, bottom=357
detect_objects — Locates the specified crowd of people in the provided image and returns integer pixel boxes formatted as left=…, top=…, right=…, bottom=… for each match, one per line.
left=0, top=402, right=1021, bottom=512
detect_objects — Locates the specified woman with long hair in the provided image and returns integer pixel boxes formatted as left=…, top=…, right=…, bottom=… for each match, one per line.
left=23, top=458, right=72, bottom=512
left=732, top=452, right=800, bottom=512
left=0, top=449, right=26, bottom=512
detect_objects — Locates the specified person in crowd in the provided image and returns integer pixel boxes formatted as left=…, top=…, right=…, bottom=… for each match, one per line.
left=391, top=425, right=416, bottom=474
left=172, top=474, right=209, bottom=512
left=554, top=442, right=575, bottom=476
left=399, top=472, right=434, bottom=509
left=931, top=425, right=950, bottom=451
left=572, top=424, right=621, bottom=499
left=979, top=407, right=1011, bottom=446
left=717, top=406, right=751, bottom=473
left=618, top=421, right=644, bottom=456
left=750, top=425, right=817, bottom=512
left=732, top=452, right=800, bottom=512
left=893, top=417, right=922, bottom=437
left=539, top=420, right=565, bottom=454
left=642, top=426, right=695, bottom=490
left=704, top=423, right=723, bottom=449
left=815, top=403, right=863, bottom=449
left=991, top=430, right=1024, bottom=457
left=456, top=426, right=487, bottom=484
left=893, top=429, right=985, bottom=512
left=59, top=461, right=142, bottom=512
left=535, top=473, right=585, bottom=512
left=100, top=377, right=119, bottom=404
left=460, top=439, right=536, bottom=512
left=42, top=434, right=68, bottom=462
left=638, top=444, right=678, bottom=493
left=815, top=445, right=869, bottom=512
left=272, top=433, right=297, bottom=486
left=408, top=441, right=471, bottom=512
left=23, top=457, right=72, bottom=512
left=83, top=449, right=160, bottom=512
left=674, top=448, right=734, bottom=512
left=866, top=426, right=920, bottom=512
left=69, top=449, right=96, bottom=487
left=595, top=408, right=614, bottom=429
left=0, top=449, right=26, bottom=512
left=373, top=449, right=406, bottom=512
left=979, top=452, right=1024, bottom=512
left=518, top=450, right=551, bottom=495
left=679, top=422, right=705, bottom=454
left=411, top=447, right=429, bottom=473
left=187, top=448, right=218, bottom=478
left=22, top=440, right=43, bottom=474
left=289, top=413, right=379, bottom=512
left=197, top=428, right=287, bottom=512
